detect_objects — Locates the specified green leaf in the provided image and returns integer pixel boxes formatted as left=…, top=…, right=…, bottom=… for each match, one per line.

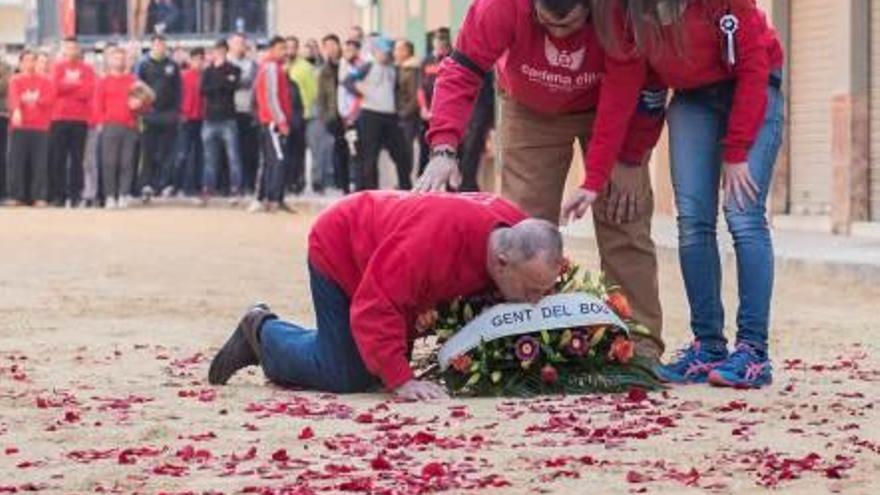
left=559, top=329, right=573, bottom=349
left=465, top=372, right=482, bottom=387
left=630, top=323, right=652, bottom=337
left=463, top=304, right=474, bottom=322
left=491, top=371, right=503, bottom=384
left=541, top=330, right=551, bottom=346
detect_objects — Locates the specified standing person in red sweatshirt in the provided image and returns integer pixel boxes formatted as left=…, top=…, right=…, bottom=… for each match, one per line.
left=95, top=45, right=154, bottom=209
left=252, top=36, right=292, bottom=213
left=49, top=37, right=96, bottom=207
left=5, top=49, right=55, bottom=207
left=176, top=47, right=205, bottom=198
left=415, top=0, right=667, bottom=361
left=584, top=0, right=784, bottom=388
left=209, top=191, right=563, bottom=400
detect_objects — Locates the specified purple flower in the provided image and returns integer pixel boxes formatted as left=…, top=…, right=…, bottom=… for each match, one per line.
left=565, top=332, right=587, bottom=357
left=514, top=336, right=540, bottom=362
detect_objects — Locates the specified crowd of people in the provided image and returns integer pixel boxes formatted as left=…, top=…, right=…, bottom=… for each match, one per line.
left=0, top=25, right=489, bottom=212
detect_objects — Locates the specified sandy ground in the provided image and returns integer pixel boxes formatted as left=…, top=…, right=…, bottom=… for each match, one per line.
left=0, top=207, right=878, bottom=494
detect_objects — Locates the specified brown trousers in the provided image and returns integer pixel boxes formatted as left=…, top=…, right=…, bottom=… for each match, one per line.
left=499, top=95, right=664, bottom=357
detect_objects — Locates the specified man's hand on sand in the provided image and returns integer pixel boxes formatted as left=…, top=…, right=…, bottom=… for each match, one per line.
left=394, top=379, right=448, bottom=401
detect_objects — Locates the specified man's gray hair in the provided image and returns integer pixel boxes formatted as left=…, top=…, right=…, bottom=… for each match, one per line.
left=496, top=218, right=564, bottom=265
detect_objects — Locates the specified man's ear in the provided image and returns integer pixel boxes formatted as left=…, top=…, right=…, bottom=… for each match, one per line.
left=496, top=251, right=510, bottom=268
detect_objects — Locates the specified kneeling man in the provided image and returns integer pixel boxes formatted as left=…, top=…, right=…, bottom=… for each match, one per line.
left=209, top=191, right=564, bottom=401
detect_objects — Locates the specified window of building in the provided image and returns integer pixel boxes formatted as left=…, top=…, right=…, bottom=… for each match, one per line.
left=76, top=0, right=129, bottom=36
left=145, top=0, right=267, bottom=36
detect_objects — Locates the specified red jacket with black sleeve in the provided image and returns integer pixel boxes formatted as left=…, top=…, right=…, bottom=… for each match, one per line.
left=308, top=191, right=527, bottom=390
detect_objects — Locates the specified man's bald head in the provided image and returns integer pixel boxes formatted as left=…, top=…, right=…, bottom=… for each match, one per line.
left=488, top=219, right=565, bottom=304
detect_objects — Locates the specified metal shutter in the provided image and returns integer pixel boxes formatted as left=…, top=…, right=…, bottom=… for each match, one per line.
left=788, top=0, right=834, bottom=215
left=871, top=0, right=880, bottom=220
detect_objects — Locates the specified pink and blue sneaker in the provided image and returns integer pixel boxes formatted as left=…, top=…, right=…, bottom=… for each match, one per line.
left=655, top=342, right=728, bottom=384
left=708, top=343, right=773, bottom=389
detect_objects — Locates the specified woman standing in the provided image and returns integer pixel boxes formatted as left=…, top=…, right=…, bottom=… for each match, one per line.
left=569, top=0, right=784, bottom=388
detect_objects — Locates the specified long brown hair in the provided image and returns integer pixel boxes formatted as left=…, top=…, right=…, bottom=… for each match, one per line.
left=592, top=0, right=756, bottom=58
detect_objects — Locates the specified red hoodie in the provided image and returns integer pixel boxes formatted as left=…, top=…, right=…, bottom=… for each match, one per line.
left=94, top=73, right=141, bottom=129
left=51, top=58, right=95, bottom=122
left=8, top=72, right=55, bottom=131
left=180, top=67, right=204, bottom=121
left=255, top=57, right=291, bottom=128
left=428, top=0, right=667, bottom=189
left=585, top=1, right=784, bottom=191
left=308, top=191, right=528, bottom=389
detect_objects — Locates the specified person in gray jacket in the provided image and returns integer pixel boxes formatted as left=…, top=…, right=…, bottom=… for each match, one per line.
left=228, top=32, right=259, bottom=194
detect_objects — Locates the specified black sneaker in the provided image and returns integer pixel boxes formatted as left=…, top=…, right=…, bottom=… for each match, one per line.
left=208, top=303, right=277, bottom=385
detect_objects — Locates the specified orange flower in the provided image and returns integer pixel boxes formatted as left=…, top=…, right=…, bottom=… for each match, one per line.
left=609, top=336, right=635, bottom=364
left=606, top=292, right=633, bottom=320
left=450, top=354, right=473, bottom=373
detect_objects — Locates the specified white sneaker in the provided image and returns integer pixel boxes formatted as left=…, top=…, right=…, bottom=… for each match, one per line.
left=105, top=197, right=117, bottom=209
left=141, top=186, right=154, bottom=204
left=247, top=200, right=264, bottom=213
left=161, top=186, right=175, bottom=198
left=64, top=199, right=73, bottom=209
left=119, top=196, right=131, bottom=209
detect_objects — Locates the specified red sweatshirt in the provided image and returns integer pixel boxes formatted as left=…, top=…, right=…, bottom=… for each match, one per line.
left=308, top=191, right=528, bottom=389
left=428, top=0, right=667, bottom=190
left=51, top=59, right=95, bottom=122
left=94, top=73, right=140, bottom=129
left=8, top=73, right=55, bottom=131
left=180, top=67, right=204, bottom=121
left=255, top=57, right=291, bottom=128
left=585, top=1, right=784, bottom=191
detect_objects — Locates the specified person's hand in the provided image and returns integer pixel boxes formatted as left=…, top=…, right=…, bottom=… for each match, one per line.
left=415, top=310, right=438, bottom=334
left=394, top=379, right=448, bottom=401
left=414, top=149, right=461, bottom=192
left=419, top=106, right=432, bottom=122
left=127, top=96, right=143, bottom=111
left=602, top=163, right=645, bottom=224
left=11, top=109, right=22, bottom=127
left=560, top=188, right=598, bottom=225
left=722, top=161, right=759, bottom=211
left=278, top=123, right=290, bottom=136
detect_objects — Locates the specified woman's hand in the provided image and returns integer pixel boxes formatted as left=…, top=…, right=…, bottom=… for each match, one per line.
left=722, top=162, right=759, bottom=211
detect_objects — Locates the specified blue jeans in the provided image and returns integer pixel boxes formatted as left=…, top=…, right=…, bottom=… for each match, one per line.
left=667, top=75, right=784, bottom=355
left=202, top=119, right=243, bottom=194
left=259, top=264, right=380, bottom=393
left=174, top=120, right=202, bottom=195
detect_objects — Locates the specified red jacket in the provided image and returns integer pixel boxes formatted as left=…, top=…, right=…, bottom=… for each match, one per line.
left=51, top=59, right=95, bottom=122
left=94, top=73, right=140, bottom=129
left=255, top=57, right=291, bottom=127
left=308, top=191, right=528, bottom=389
left=585, top=1, right=784, bottom=190
left=180, top=67, right=204, bottom=121
left=427, top=0, right=666, bottom=189
left=8, top=73, right=55, bottom=131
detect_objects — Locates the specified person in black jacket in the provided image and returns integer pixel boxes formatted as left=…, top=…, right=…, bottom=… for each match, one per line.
left=136, top=34, right=182, bottom=200
left=200, top=39, right=243, bottom=201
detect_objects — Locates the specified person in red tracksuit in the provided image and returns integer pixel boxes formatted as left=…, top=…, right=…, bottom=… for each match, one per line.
left=583, top=0, right=784, bottom=389
left=49, top=37, right=95, bottom=207
left=209, top=191, right=565, bottom=401
left=5, top=49, right=55, bottom=207
left=252, top=36, right=292, bottom=212
left=95, top=45, right=154, bottom=209
left=176, top=47, right=205, bottom=197
left=415, top=0, right=668, bottom=361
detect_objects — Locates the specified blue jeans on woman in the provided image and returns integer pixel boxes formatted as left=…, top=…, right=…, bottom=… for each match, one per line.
left=667, top=73, right=784, bottom=357
left=259, top=264, right=381, bottom=393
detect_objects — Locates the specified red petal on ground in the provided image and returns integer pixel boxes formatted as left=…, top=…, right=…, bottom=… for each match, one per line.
left=337, top=477, right=373, bottom=491
left=421, top=462, right=446, bottom=479
left=152, top=463, right=189, bottom=477
left=271, top=449, right=289, bottom=462
left=626, top=471, right=650, bottom=483
left=4, top=448, right=19, bottom=455
left=627, top=388, right=648, bottom=403
left=354, top=413, right=374, bottom=424
left=370, top=454, right=392, bottom=471
left=63, top=410, right=80, bottom=423
left=298, top=427, right=315, bottom=440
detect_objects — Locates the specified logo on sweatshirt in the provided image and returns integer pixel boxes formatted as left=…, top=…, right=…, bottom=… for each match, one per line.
left=544, top=37, right=585, bottom=71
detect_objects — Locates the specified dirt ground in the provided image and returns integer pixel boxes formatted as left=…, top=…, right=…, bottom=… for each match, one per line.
left=0, top=207, right=878, bottom=494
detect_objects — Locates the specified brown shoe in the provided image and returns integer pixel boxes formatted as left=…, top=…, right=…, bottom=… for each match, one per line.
left=208, top=303, right=277, bottom=385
